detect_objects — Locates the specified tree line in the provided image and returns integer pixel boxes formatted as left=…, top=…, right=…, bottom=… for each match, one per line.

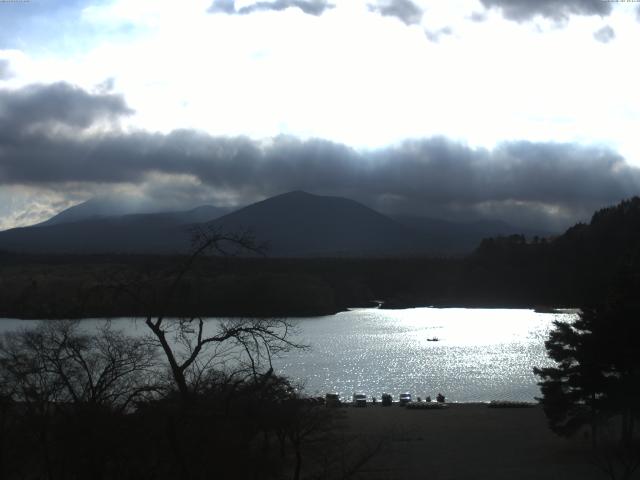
left=3, top=198, right=640, bottom=319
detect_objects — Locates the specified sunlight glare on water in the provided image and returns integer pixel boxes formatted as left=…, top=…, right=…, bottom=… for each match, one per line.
left=272, top=308, right=575, bottom=403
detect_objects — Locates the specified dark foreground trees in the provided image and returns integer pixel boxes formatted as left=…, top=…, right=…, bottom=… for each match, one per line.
left=534, top=285, right=640, bottom=479
left=0, top=320, right=158, bottom=409
left=0, top=319, right=346, bottom=480
left=0, top=229, right=377, bottom=480
left=0, top=320, right=159, bottom=480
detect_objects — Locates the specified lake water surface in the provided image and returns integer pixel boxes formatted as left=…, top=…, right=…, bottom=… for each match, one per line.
left=276, top=307, right=575, bottom=402
left=0, top=308, right=575, bottom=403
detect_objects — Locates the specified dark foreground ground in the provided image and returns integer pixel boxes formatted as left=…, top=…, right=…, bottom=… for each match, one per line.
left=339, top=404, right=607, bottom=480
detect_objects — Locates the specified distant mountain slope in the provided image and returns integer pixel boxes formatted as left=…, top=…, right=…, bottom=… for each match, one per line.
left=40, top=197, right=156, bottom=226
left=209, top=191, right=424, bottom=256
left=1, top=191, right=427, bottom=256
left=0, top=206, right=230, bottom=254
left=39, top=198, right=230, bottom=227
left=0, top=190, right=557, bottom=257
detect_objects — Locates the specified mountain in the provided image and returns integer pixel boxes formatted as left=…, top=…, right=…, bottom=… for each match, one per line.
left=39, top=197, right=231, bottom=227
left=0, top=205, right=229, bottom=255
left=0, top=191, right=427, bottom=256
left=0, top=190, right=554, bottom=256
left=209, top=191, right=424, bottom=256
left=39, top=197, right=159, bottom=226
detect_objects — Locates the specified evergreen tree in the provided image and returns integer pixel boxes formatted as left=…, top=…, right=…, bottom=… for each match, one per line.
left=535, top=272, right=640, bottom=478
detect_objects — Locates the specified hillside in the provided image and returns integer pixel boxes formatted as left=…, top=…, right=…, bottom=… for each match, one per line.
left=0, top=206, right=226, bottom=254
left=464, top=196, right=640, bottom=306
left=0, top=191, right=545, bottom=256
left=209, top=191, right=425, bottom=256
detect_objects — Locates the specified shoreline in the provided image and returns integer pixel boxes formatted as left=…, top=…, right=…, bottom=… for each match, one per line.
left=0, top=304, right=577, bottom=321
left=335, top=400, right=538, bottom=407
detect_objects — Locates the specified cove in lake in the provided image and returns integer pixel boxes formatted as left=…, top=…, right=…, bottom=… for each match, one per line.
left=0, top=308, right=575, bottom=403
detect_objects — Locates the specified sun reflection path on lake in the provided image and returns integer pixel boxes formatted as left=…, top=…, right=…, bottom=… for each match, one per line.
left=0, top=308, right=576, bottom=403
left=272, top=307, right=576, bottom=403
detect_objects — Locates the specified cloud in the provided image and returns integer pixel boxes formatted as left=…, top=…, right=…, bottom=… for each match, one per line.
left=0, top=59, right=13, bottom=80
left=479, top=0, right=612, bottom=22
left=470, top=11, right=487, bottom=22
left=94, top=77, right=116, bottom=94
left=593, top=25, right=615, bottom=43
left=0, top=82, right=132, bottom=142
left=208, top=0, right=334, bottom=16
left=209, top=0, right=236, bottom=14
left=368, top=0, right=423, bottom=25
left=2, top=82, right=639, bottom=231
left=425, top=26, right=452, bottom=42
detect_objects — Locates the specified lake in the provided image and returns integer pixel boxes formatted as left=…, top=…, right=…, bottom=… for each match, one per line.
left=0, top=307, right=574, bottom=403
left=275, top=307, right=574, bottom=402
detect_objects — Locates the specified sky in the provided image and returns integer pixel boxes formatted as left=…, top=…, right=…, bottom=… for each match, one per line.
left=1, top=0, right=640, bottom=231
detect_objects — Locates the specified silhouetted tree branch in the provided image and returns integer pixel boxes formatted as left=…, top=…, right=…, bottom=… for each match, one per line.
left=0, top=320, right=159, bottom=412
left=137, top=227, right=304, bottom=402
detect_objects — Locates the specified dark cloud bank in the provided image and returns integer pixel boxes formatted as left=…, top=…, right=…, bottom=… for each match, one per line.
left=480, top=0, right=612, bottom=22
left=0, top=82, right=132, bottom=135
left=2, top=82, right=639, bottom=232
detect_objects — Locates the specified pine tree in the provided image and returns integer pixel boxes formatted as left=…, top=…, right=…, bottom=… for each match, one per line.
left=534, top=273, right=640, bottom=478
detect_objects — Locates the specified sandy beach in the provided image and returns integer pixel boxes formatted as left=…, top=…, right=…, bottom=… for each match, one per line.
left=335, top=403, right=606, bottom=480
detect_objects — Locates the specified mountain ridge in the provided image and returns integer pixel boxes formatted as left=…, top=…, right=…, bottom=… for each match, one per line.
left=0, top=191, right=544, bottom=256
left=207, top=190, right=424, bottom=257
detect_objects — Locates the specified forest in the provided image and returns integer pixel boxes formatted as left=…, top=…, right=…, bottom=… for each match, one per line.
left=1, top=197, right=639, bottom=319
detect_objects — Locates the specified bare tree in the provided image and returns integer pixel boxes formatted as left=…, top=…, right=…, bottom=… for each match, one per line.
left=0, top=320, right=159, bottom=412
left=133, top=226, right=305, bottom=401
left=0, top=320, right=160, bottom=480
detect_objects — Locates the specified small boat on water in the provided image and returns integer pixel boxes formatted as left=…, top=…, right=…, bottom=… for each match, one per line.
left=427, top=337, right=440, bottom=342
